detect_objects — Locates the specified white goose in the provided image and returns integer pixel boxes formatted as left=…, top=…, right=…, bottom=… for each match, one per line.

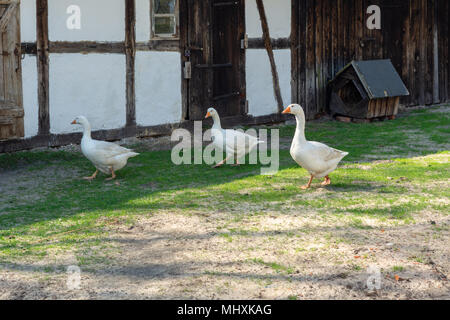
left=282, top=104, right=348, bottom=189
left=205, top=107, right=262, bottom=167
left=71, top=116, right=139, bottom=180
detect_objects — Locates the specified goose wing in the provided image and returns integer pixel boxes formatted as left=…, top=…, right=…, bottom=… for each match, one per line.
left=307, top=141, right=348, bottom=161
left=90, top=140, right=134, bottom=159
left=223, top=129, right=259, bottom=152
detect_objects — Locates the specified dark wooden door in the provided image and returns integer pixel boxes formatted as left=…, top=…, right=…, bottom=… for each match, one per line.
left=0, top=1, right=23, bottom=140
left=184, top=0, right=245, bottom=120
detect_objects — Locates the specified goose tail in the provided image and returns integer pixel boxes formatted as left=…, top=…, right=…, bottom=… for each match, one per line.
left=127, top=152, right=140, bottom=158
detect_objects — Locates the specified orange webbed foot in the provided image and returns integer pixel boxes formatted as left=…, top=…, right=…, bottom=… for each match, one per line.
left=321, top=176, right=331, bottom=186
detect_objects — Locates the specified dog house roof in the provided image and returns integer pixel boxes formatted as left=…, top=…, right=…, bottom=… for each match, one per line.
left=331, top=59, right=410, bottom=99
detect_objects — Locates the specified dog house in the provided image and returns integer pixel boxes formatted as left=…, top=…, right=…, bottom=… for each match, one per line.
left=328, top=59, right=409, bottom=120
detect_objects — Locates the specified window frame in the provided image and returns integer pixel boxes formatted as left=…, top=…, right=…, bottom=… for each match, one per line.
left=150, top=0, right=180, bottom=40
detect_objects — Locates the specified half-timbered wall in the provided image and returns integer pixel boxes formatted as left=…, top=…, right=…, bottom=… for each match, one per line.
left=49, top=53, right=127, bottom=133
left=135, top=51, right=182, bottom=127
left=246, top=0, right=291, bottom=117
left=1, top=0, right=448, bottom=152
left=21, top=0, right=38, bottom=138
left=48, top=0, right=126, bottom=134
left=49, top=0, right=125, bottom=41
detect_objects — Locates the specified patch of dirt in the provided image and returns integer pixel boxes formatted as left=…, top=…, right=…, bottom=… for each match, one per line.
left=1, top=209, right=449, bottom=300
left=0, top=165, right=82, bottom=213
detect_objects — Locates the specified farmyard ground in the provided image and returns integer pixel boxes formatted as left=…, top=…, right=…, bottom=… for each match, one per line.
left=0, top=105, right=449, bottom=300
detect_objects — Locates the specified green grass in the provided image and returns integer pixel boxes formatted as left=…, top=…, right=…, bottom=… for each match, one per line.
left=0, top=104, right=449, bottom=265
left=251, top=258, right=295, bottom=275
left=392, top=265, right=405, bottom=272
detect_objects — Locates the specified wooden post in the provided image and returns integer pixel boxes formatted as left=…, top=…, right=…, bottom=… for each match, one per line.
left=291, top=0, right=299, bottom=105
left=305, top=0, right=316, bottom=119
left=36, top=0, right=49, bottom=135
left=255, top=0, right=284, bottom=113
left=179, top=0, right=189, bottom=120
left=432, top=0, right=439, bottom=103
left=125, top=0, right=136, bottom=128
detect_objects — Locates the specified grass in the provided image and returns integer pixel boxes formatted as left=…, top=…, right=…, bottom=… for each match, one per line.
left=0, top=105, right=449, bottom=268
left=251, top=258, right=295, bottom=275
left=392, top=266, right=405, bottom=272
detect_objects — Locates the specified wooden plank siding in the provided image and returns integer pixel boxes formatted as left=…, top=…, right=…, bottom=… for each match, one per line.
left=36, top=0, right=49, bottom=135
left=292, top=0, right=450, bottom=119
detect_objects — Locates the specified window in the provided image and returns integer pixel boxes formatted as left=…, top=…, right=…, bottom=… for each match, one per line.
left=151, top=0, right=179, bottom=39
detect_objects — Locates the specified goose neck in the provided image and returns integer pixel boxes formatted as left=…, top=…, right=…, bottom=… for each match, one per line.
left=294, top=113, right=307, bottom=145
left=81, top=122, right=92, bottom=140
left=211, top=113, right=222, bottom=129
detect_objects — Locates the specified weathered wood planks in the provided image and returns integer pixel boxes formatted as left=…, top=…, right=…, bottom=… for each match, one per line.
left=291, top=0, right=449, bottom=119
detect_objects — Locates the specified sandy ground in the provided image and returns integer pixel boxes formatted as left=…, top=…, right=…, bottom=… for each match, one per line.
left=0, top=210, right=448, bottom=300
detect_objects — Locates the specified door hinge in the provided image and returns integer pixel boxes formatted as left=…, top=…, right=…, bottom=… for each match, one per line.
left=241, top=34, right=248, bottom=49
left=184, top=61, right=192, bottom=79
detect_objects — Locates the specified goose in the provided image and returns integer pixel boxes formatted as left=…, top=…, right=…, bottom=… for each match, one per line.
left=205, top=107, right=262, bottom=167
left=282, top=104, right=348, bottom=189
left=71, top=116, right=139, bottom=180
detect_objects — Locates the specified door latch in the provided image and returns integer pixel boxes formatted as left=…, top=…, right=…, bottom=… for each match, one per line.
left=241, top=34, right=248, bottom=49
left=184, top=61, right=192, bottom=79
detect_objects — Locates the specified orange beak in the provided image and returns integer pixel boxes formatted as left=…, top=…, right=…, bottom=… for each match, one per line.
left=71, top=120, right=77, bottom=125
left=205, top=111, right=211, bottom=119
left=282, top=106, right=291, bottom=114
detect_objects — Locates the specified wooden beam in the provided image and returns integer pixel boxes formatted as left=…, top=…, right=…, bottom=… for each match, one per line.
left=238, top=0, right=246, bottom=116
left=247, top=37, right=290, bottom=49
left=290, top=0, right=299, bottom=105
left=432, top=0, right=440, bottom=103
left=0, top=1, right=18, bottom=32
left=125, top=0, right=136, bottom=127
left=255, top=0, right=284, bottom=113
left=36, top=0, right=49, bottom=135
left=136, top=40, right=179, bottom=52
left=0, top=113, right=290, bottom=153
left=49, top=41, right=124, bottom=53
left=21, top=42, right=37, bottom=55
left=305, top=0, right=316, bottom=119
left=22, top=41, right=179, bottom=54
left=179, top=0, right=189, bottom=120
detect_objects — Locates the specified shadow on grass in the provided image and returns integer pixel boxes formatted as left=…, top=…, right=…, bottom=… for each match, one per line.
left=0, top=105, right=448, bottom=237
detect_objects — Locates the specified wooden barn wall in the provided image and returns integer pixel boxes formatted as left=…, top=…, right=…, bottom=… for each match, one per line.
left=292, top=0, right=450, bottom=120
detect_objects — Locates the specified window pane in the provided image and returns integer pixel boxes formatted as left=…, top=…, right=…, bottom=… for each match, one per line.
left=154, top=16, right=175, bottom=35
left=154, top=0, right=176, bottom=14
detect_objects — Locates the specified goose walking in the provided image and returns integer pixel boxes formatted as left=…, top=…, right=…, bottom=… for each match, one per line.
left=282, top=104, right=348, bottom=189
left=71, top=116, right=139, bottom=180
left=205, top=107, right=262, bottom=167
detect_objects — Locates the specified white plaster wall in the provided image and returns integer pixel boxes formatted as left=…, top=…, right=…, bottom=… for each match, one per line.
left=246, top=0, right=291, bottom=38
left=20, top=0, right=36, bottom=42
left=276, top=49, right=292, bottom=110
left=136, top=0, right=150, bottom=42
left=246, top=49, right=291, bottom=117
left=49, top=54, right=126, bottom=134
left=22, top=55, right=39, bottom=138
left=135, top=51, right=182, bottom=126
left=48, top=0, right=125, bottom=41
